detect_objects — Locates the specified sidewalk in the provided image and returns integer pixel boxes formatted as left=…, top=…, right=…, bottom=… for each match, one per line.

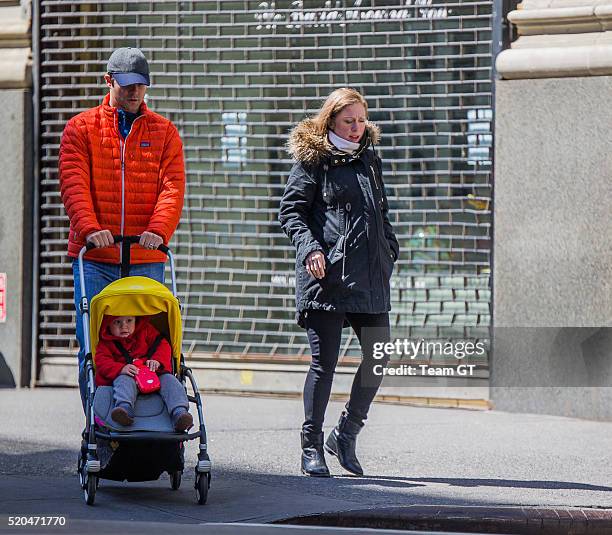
left=0, top=388, right=611, bottom=533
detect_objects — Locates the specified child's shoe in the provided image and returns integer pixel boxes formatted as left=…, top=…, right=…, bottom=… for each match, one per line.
left=111, top=406, right=134, bottom=426
left=172, top=409, right=193, bottom=432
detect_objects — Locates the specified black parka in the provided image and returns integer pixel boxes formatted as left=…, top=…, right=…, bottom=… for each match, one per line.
left=279, top=119, right=399, bottom=328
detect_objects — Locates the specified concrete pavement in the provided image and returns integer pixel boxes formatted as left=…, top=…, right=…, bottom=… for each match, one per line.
left=0, top=388, right=611, bottom=533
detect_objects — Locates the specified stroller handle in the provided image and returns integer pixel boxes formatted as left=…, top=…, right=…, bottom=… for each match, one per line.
left=85, top=234, right=169, bottom=255
left=78, top=234, right=178, bottom=303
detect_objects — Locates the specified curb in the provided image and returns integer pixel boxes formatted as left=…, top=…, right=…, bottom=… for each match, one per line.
left=275, top=505, right=612, bottom=534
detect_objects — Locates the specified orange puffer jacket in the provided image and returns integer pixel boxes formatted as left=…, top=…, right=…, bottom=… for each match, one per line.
left=59, top=93, right=185, bottom=264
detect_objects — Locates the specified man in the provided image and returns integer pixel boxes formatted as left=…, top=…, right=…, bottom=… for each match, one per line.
left=59, top=47, right=185, bottom=408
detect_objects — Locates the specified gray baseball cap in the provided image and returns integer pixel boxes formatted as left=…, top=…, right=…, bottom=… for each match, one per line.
left=107, top=47, right=150, bottom=86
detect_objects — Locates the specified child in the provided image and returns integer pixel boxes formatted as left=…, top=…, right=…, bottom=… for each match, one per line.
left=94, top=315, right=193, bottom=432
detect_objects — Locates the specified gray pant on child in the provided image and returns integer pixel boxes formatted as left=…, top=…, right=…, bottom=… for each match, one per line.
left=113, top=373, right=189, bottom=417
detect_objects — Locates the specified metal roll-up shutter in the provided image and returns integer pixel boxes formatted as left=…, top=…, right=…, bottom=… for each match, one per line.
left=36, top=1, right=492, bottom=383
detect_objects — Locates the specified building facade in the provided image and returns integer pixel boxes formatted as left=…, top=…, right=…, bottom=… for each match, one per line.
left=3, top=0, right=494, bottom=405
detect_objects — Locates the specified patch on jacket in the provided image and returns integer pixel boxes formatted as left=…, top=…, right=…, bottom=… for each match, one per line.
left=140, top=141, right=151, bottom=147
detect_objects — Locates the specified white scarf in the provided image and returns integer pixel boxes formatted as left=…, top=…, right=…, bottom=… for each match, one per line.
left=328, top=129, right=360, bottom=154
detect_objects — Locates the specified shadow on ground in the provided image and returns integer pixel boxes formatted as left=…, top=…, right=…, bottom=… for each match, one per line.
left=1, top=442, right=610, bottom=527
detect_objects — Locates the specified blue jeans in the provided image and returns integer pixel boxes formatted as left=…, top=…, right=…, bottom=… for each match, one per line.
left=73, top=259, right=165, bottom=410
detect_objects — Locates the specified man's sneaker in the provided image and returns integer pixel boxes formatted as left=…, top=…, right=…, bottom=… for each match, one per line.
left=173, top=411, right=193, bottom=432
left=111, top=406, right=134, bottom=426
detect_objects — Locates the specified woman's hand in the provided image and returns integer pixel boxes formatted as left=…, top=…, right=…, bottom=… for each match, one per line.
left=306, top=250, right=326, bottom=279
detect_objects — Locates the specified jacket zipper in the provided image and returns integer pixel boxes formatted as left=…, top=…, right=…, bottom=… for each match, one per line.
left=117, top=112, right=144, bottom=262
left=342, top=205, right=349, bottom=281
left=322, top=164, right=329, bottom=203
left=370, top=164, right=380, bottom=191
left=368, top=163, right=388, bottom=299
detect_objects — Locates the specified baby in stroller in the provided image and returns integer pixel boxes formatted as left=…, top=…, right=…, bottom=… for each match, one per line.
left=94, top=314, right=194, bottom=432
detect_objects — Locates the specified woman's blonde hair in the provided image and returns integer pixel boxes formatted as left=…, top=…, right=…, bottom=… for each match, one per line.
left=310, top=88, right=368, bottom=136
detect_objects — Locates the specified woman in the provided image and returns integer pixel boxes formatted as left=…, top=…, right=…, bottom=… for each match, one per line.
left=279, top=88, right=399, bottom=477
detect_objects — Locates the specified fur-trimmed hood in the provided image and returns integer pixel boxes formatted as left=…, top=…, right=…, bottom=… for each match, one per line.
left=286, top=118, right=381, bottom=165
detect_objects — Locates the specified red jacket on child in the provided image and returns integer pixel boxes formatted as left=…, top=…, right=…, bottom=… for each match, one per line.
left=94, top=316, right=172, bottom=386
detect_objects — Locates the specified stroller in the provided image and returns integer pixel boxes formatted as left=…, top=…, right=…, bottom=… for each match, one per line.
left=76, top=235, right=212, bottom=505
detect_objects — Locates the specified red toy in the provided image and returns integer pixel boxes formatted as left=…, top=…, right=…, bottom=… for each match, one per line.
left=132, top=358, right=161, bottom=394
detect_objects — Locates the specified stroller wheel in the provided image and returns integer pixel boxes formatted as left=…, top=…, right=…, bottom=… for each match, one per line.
left=83, top=473, right=97, bottom=506
left=170, top=471, right=182, bottom=490
left=195, top=473, right=210, bottom=505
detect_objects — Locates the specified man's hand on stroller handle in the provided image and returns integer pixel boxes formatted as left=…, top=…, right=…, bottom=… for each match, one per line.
left=86, top=229, right=115, bottom=249
left=121, top=364, right=140, bottom=377
left=139, top=232, right=163, bottom=250
left=84, top=232, right=166, bottom=252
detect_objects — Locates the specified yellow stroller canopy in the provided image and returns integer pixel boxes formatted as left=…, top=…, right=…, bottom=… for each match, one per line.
left=89, top=277, right=182, bottom=370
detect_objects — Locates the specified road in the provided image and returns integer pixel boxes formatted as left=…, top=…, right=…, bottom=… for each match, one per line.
left=0, top=388, right=611, bottom=533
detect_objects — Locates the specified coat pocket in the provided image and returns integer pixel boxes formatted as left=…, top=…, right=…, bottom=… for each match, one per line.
left=380, top=240, right=395, bottom=283
left=321, top=235, right=345, bottom=290
left=381, top=238, right=396, bottom=263
left=327, top=235, right=345, bottom=265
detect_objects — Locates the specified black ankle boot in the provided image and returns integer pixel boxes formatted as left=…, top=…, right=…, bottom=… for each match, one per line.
left=301, top=431, right=330, bottom=477
left=324, top=411, right=364, bottom=476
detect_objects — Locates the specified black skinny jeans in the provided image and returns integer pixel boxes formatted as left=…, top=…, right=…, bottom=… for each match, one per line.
left=302, top=309, right=391, bottom=436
